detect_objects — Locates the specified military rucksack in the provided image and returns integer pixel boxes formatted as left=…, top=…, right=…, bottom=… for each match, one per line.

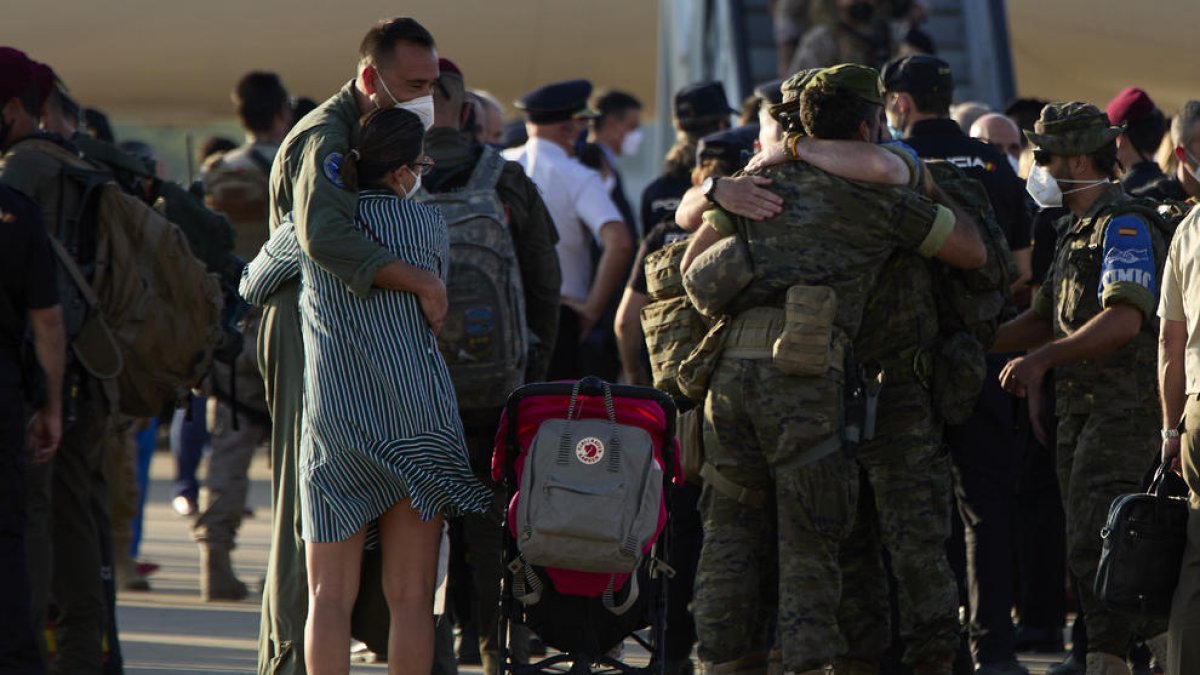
left=414, top=146, right=528, bottom=411
left=640, top=239, right=709, bottom=400
left=924, top=160, right=1018, bottom=423
left=12, top=138, right=223, bottom=416
left=202, top=148, right=272, bottom=261
left=1101, top=196, right=1195, bottom=243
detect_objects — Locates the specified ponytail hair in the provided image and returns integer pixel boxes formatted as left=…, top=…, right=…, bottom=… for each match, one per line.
left=339, top=107, right=425, bottom=191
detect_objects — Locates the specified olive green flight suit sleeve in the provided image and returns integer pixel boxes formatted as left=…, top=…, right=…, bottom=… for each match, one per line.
left=496, top=162, right=562, bottom=382
left=291, top=131, right=397, bottom=298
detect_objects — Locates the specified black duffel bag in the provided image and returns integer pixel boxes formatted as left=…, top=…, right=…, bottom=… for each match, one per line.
left=1095, top=465, right=1189, bottom=618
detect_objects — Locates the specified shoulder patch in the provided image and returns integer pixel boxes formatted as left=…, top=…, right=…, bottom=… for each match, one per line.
left=322, top=152, right=346, bottom=188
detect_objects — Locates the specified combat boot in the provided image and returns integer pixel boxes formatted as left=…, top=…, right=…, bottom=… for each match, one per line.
left=1084, top=653, right=1131, bottom=675
left=200, top=544, right=248, bottom=601
left=1144, top=633, right=1170, bottom=675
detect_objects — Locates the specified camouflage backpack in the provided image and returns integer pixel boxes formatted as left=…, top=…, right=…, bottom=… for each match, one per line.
left=413, top=146, right=528, bottom=411
left=640, top=238, right=709, bottom=399
left=924, top=160, right=1018, bottom=423
left=202, top=148, right=273, bottom=261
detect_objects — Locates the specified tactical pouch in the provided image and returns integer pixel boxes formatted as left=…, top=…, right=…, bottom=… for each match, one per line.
left=931, top=332, right=986, bottom=425
left=676, top=319, right=728, bottom=401
left=641, top=297, right=707, bottom=399
left=773, top=285, right=838, bottom=377
left=682, top=236, right=754, bottom=320
left=677, top=406, right=705, bottom=484
left=644, top=240, right=689, bottom=302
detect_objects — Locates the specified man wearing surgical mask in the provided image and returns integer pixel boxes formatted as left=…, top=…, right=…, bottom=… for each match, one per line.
left=588, top=90, right=643, bottom=237
left=993, top=102, right=1171, bottom=675
left=258, top=17, right=448, bottom=675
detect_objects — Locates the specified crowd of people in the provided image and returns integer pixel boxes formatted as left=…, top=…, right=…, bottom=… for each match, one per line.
left=1, top=7, right=1200, bottom=675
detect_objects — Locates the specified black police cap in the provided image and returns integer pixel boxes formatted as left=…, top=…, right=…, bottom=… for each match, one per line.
left=674, top=81, right=737, bottom=124
left=754, top=78, right=786, bottom=106
left=881, top=54, right=954, bottom=97
left=514, top=79, right=598, bottom=125
left=696, top=125, right=758, bottom=171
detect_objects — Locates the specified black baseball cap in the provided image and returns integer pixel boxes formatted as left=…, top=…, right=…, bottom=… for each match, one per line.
left=754, top=78, right=786, bottom=106
left=696, top=125, right=758, bottom=171
left=881, top=54, right=954, bottom=97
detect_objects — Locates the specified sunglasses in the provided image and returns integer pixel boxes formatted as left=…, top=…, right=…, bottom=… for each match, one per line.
left=1033, top=149, right=1054, bottom=166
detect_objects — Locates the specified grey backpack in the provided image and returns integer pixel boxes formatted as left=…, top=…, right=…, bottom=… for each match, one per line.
left=415, top=147, right=528, bottom=411
left=516, top=381, right=663, bottom=574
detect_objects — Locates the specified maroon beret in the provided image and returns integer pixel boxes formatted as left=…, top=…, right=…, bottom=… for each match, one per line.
left=0, top=47, right=38, bottom=103
left=438, top=57, right=463, bottom=79
left=31, top=62, right=56, bottom=109
left=1106, top=87, right=1157, bottom=125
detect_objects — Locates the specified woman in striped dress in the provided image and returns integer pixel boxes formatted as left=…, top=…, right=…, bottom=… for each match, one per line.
left=241, top=107, right=489, bottom=675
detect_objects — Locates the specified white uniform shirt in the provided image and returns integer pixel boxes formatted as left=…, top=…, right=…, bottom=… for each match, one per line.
left=504, top=137, right=623, bottom=302
left=1158, top=204, right=1200, bottom=394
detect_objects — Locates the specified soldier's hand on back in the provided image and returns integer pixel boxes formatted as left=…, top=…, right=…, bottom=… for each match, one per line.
left=744, top=141, right=788, bottom=173
left=712, top=175, right=784, bottom=221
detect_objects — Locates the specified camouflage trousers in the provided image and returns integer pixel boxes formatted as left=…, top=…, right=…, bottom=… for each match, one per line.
left=694, top=356, right=857, bottom=672
left=836, top=391, right=959, bottom=674
left=1056, top=408, right=1167, bottom=657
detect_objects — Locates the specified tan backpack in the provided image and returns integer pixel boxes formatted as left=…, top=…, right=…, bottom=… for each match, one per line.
left=21, top=138, right=223, bottom=415
left=202, top=149, right=272, bottom=260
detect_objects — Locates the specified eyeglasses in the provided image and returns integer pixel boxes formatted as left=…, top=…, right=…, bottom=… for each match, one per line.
left=1033, top=149, right=1054, bottom=166
left=411, top=158, right=435, bottom=176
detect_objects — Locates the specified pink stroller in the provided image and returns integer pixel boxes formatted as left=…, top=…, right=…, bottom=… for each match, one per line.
left=492, top=377, right=681, bottom=674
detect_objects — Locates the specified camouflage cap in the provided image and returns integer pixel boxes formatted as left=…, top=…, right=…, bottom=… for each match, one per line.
left=767, top=68, right=821, bottom=123
left=1024, top=101, right=1125, bottom=156
left=807, top=63, right=885, bottom=105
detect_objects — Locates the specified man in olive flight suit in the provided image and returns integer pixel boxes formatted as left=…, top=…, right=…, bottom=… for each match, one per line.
left=257, top=17, right=447, bottom=674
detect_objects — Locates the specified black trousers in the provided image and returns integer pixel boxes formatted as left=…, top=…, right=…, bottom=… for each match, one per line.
left=945, top=356, right=1021, bottom=665
left=546, top=306, right=620, bottom=383
left=0, top=386, right=45, bottom=675
left=665, top=481, right=703, bottom=662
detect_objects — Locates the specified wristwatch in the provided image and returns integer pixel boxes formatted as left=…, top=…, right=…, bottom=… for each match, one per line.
left=701, top=176, right=721, bottom=205
left=1161, top=428, right=1181, bottom=440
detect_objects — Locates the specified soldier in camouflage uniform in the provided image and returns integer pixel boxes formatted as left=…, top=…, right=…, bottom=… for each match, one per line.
left=684, top=64, right=986, bottom=675
left=994, top=102, right=1170, bottom=675
left=753, top=67, right=963, bottom=675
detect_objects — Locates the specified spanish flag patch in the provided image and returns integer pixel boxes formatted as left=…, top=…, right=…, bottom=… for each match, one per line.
left=1118, top=227, right=1138, bottom=237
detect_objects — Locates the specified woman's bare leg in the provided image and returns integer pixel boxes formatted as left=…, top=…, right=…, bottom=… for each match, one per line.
left=377, top=498, right=443, bottom=675
left=304, top=527, right=366, bottom=675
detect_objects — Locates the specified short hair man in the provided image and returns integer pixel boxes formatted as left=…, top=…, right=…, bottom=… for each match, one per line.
left=472, top=90, right=505, bottom=146
left=588, top=90, right=643, bottom=233
left=683, top=63, right=986, bottom=674
left=258, top=17, right=449, bottom=675
left=994, top=102, right=1171, bottom=674
left=1156, top=194, right=1200, bottom=675
left=503, top=79, right=633, bottom=380
left=883, top=53, right=1034, bottom=673
left=420, top=57, right=561, bottom=675
left=190, top=70, right=291, bottom=602
left=971, top=112, right=1024, bottom=167
left=1106, top=87, right=1170, bottom=196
